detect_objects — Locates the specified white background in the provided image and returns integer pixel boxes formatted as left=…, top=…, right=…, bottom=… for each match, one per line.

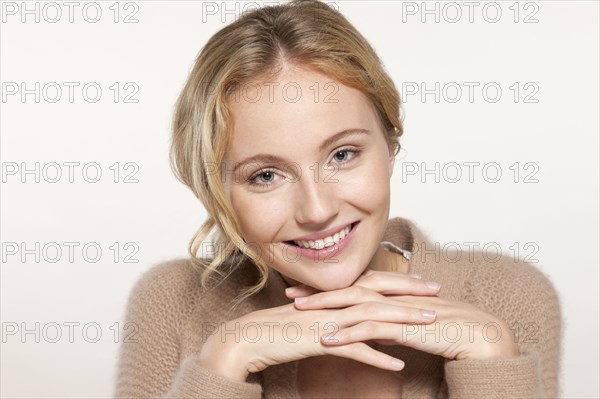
left=1, top=1, right=598, bottom=397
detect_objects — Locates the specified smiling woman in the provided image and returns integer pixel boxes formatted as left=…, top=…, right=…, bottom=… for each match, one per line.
left=223, top=66, right=398, bottom=291
left=114, top=0, right=561, bottom=398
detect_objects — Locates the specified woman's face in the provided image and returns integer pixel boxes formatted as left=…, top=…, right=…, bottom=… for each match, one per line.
left=222, top=64, right=396, bottom=291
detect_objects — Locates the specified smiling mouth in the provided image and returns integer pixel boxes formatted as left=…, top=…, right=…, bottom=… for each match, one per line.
left=284, top=222, right=357, bottom=250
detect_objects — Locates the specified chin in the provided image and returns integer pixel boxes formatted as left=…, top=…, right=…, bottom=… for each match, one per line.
left=307, top=268, right=363, bottom=292
left=315, top=280, right=354, bottom=292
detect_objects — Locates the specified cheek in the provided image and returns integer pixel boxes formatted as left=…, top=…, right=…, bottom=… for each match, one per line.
left=342, top=159, right=391, bottom=208
left=230, top=189, right=291, bottom=244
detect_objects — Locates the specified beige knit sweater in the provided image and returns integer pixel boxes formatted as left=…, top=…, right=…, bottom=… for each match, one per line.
left=114, top=217, right=561, bottom=398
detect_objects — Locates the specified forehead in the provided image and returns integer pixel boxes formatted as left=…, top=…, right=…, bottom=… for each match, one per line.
left=226, top=66, right=380, bottom=154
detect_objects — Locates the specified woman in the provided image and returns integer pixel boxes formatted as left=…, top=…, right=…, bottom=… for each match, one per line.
left=115, top=0, right=561, bottom=397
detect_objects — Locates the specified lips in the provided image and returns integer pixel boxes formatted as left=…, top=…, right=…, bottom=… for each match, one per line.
left=291, top=224, right=352, bottom=249
left=283, top=222, right=359, bottom=261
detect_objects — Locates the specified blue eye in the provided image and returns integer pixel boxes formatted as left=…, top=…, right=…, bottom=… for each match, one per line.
left=331, top=149, right=359, bottom=164
left=259, top=171, right=274, bottom=182
left=248, top=169, right=278, bottom=187
left=247, top=148, right=361, bottom=190
left=334, top=150, right=349, bottom=162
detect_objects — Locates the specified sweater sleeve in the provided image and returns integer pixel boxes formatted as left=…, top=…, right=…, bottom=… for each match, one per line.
left=113, top=260, right=263, bottom=398
left=443, top=257, right=562, bottom=399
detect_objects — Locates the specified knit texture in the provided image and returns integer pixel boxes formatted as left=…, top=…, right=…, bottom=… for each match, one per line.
left=114, top=217, right=562, bottom=398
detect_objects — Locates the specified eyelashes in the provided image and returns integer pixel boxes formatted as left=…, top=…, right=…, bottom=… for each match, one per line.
left=248, top=148, right=361, bottom=189
left=249, top=169, right=278, bottom=186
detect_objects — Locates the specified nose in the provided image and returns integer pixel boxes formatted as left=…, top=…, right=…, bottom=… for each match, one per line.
left=294, top=168, right=339, bottom=226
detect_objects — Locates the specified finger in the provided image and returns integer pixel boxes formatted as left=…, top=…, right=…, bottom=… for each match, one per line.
left=285, top=284, right=320, bottom=298
left=294, top=285, right=383, bottom=309
left=294, top=284, right=441, bottom=312
left=363, top=268, right=422, bottom=280
left=316, top=301, right=436, bottom=331
left=320, top=320, right=460, bottom=359
left=321, top=321, right=405, bottom=346
left=354, top=270, right=441, bottom=296
left=325, top=341, right=405, bottom=371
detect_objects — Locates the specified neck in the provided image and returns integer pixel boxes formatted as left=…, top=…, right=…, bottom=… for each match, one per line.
left=366, top=243, right=410, bottom=274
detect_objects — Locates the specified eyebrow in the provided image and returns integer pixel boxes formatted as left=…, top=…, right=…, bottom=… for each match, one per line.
left=232, top=128, right=371, bottom=174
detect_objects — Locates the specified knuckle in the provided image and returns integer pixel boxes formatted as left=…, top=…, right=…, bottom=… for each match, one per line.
left=307, top=295, right=320, bottom=306
left=368, top=272, right=384, bottom=285
left=362, top=272, right=383, bottom=287
left=360, top=301, right=380, bottom=315
left=347, top=285, right=365, bottom=300
left=361, top=320, right=378, bottom=335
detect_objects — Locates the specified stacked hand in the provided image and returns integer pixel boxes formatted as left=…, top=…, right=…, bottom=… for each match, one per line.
left=288, top=269, right=519, bottom=361
left=198, top=270, right=518, bottom=383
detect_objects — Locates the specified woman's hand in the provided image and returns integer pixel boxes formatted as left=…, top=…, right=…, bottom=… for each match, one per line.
left=197, top=272, right=441, bottom=382
left=291, top=270, right=520, bottom=361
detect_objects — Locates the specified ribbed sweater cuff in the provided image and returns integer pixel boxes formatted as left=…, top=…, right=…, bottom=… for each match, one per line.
left=444, top=350, right=541, bottom=399
left=166, top=355, right=263, bottom=398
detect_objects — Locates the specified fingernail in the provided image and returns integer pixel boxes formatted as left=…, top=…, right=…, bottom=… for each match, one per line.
left=295, top=296, right=308, bottom=305
left=391, top=359, right=404, bottom=370
left=285, top=287, right=299, bottom=295
left=420, top=309, right=436, bottom=321
left=425, top=281, right=441, bottom=290
left=409, top=274, right=422, bottom=279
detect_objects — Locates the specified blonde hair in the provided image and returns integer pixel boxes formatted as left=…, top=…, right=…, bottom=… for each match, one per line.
left=170, top=0, right=403, bottom=305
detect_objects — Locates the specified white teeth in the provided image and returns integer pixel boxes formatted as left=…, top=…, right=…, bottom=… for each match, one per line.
left=292, top=224, right=352, bottom=250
